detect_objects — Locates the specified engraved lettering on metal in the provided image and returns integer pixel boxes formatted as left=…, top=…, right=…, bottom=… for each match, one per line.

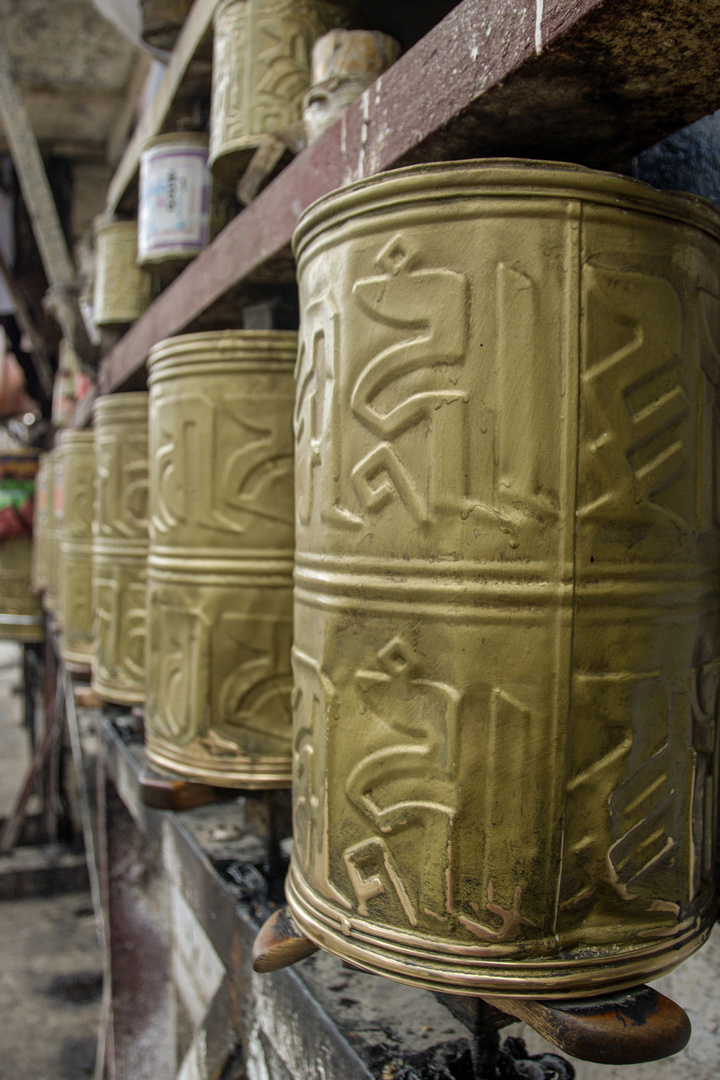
left=210, top=0, right=351, bottom=186
left=145, top=331, right=296, bottom=787
left=286, top=160, right=720, bottom=998
left=58, top=431, right=95, bottom=666
left=92, top=394, right=149, bottom=705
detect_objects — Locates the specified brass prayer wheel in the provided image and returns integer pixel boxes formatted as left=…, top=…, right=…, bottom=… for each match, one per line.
left=93, top=218, right=152, bottom=329
left=58, top=430, right=95, bottom=667
left=92, top=394, right=149, bottom=705
left=44, top=449, right=60, bottom=616
left=286, top=160, right=720, bottom=998
left=209, top=0, right=351, bottom=187
left=145, top=331, right=296, bottom=787
left=140, top=0, right=193, bottom=50
left=31, top=451, right=49, bottom=593
left=0, top=451, right=43, bottom=642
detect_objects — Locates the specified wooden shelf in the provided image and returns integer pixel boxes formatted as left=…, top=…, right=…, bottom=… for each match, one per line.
left=90, top=0, right=720, bottom=400
left=105, top=0, right=460, bottom=216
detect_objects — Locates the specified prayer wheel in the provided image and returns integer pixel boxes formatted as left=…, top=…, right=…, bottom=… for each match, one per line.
left=58, top=430, right=95, bottom=667
left=92, top=394, right=149, bottom=705
left=285, top=160, right=720, bottom=998
left=138, top=133, right=210, bottom=269
left=31, top=451, right=49, bottom=594
left=93, top=218, right=152, bottom=329
left=44, top=449, right=60, bottom=616
left=140, top=0, right=193, bottom=50
left=145, top=331, right=296, bottom=787
left=0, top=451, right=43, bottom=642
left=209, top=0, right=351, bottom=187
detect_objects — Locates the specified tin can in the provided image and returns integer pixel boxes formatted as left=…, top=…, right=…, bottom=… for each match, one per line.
left=138, top=133, right=210, bottom=269
left=145, top=331, right=296, bottom=787
left=92, top=394, right=149, bottom=705
left=286, top=160, right=720, bottom=998
left=31, top=452, right=49, bottom=593
left=140, top=0, right=193, bottom=50
left=210, top=0, right=350, bottom=187
left=303, top=29, right=400, bottom=144
left=58, top=430, right=95, bottom=667
left=93, top=218, right=152, bottom=329
left=0, top=451, right=43, bottom=642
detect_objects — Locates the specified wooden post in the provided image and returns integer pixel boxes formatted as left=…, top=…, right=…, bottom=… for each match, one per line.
left=0, top=21, right=95, bottom=369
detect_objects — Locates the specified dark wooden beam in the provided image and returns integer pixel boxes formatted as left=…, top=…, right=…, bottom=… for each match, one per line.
left=98, top=0, right=720, bottom=394
left=0, top=21, right=95, bottom=369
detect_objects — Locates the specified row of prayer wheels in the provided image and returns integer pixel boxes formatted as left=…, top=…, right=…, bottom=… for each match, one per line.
left=32, top=332, right=296, bottom=785
left=30, top=162, right=720, bottom=1050
left=93, top=7, right=401, bottom=323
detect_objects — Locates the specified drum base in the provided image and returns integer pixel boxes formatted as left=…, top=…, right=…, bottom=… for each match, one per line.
left=145, top=734, right=292, bottom=790
left=285, top=861, right=713, bottom=1000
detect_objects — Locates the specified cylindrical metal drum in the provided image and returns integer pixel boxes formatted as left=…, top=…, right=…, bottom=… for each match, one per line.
left=58, top=430, right=95, bottom=667
left=140, top=0, right=193, bottom=50
left=146, top=331, right=296, bottom=787
left=31, top=452, right=49, bottom=593
left=210, top=0, right=350, bottom=187
left=44, top=449, right=60, bottom=615
left=92, top=394, right=150, bottom=705
left=286, top=160, right=720, bottom=998
left=93, top=218, right=152, bottom=328
left=138, top=133, right=210, bottom=269
left=0, top=451, right=43, bottom=642
left=303, top=29, right=400, bottom=144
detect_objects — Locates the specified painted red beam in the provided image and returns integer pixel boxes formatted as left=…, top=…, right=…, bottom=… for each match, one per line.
left=98, top=0, right=720, bottom=395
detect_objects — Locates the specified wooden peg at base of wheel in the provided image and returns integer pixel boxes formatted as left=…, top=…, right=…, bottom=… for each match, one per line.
left=138, top=768, right=238, bottom=812
left=492, top=985, right=691, bottom=1065
left=252, top=906, right=320, bottom=973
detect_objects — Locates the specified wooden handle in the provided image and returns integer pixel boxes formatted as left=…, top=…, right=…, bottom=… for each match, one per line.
left=492, top=985, right=691, bottom=1065
left=73, top=685, right=103, bottom=709
left=138, top=769, right=236, bottom=812
left=253, top=905, right=320, bottom=973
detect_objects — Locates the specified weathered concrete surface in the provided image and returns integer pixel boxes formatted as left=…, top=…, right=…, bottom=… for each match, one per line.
left=0, top=843, right=88, bottom=900
left=0, top=643, right=101, bottom=1078
left=0, top=0, right=138, bottom=154
left=0, top=892, right=102, bottom=1079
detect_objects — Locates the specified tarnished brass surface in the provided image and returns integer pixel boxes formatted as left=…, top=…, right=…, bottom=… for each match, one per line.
left=286, top=160, right=720, bottom=997
left=58, top=430, right=95, bottom=666
left=93, top=218, right=152, bottom=328
left=0, top=451, right=43, bottom=642
left=140, top=0, right=193, bottom=49
left=145, top=331, right=296, bottom=787
left=44, top=449, right=60, bottom=615
left=304, top=29, right=400, bottom=144
left=210, top=0, right=350, bottom=186
left=138, top=133, right=210, bottom=268
left=92, top=393, right=149, bottom=705
left=0, top=538, right=44, bottom=642
left=31, top=452, right=49, bottom=593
